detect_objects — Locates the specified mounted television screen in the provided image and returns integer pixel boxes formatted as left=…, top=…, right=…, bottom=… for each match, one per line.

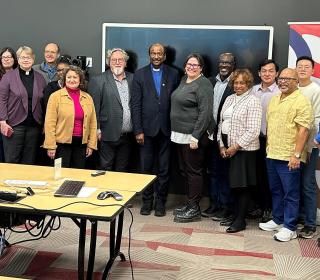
left=102, top=23, right=273, bottom=78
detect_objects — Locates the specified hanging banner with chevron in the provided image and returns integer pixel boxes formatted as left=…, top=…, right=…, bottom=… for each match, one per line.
left=288, top=22, right=320, bottom=85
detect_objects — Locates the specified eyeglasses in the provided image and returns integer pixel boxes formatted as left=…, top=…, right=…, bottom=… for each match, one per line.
left=1, top=56, right=13, bottom=60
left=278, top=77, right=297, bottom=82
left=19, top=56, right=33, bottom=61
left=57, top=68, right=66, bottom=72
left=110, top=58, right=125, bottom=63
left=186, top=63, right=200, bottom=69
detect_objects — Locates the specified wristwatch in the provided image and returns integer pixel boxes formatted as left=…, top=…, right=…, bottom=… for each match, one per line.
left=294, top=152, right=301, bottom=159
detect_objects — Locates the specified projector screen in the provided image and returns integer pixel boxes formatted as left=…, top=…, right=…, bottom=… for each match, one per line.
left=102, top=23, right=274, bottom=79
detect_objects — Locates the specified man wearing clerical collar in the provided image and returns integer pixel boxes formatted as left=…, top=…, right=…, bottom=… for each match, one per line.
left=131, top=43, right=180, bottom=217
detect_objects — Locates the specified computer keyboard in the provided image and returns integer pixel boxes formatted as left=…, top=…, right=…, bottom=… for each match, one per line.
left=54, top=180, right=85, bottom=197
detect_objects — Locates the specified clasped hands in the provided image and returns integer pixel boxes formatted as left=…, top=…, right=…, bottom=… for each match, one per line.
left=220, top=145, right=238, bottom=158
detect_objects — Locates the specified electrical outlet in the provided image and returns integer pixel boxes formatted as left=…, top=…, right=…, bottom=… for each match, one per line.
left=86, top=57, right=93, bottom=68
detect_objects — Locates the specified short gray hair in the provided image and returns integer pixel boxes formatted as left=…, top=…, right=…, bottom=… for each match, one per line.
left=106, top=48, right=129, bottom=66
left=16, top=46, right=35, bottom=60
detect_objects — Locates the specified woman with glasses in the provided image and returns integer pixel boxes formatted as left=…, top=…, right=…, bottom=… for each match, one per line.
left=43, top=55, right=72, bottom=113
left=0, top=47, right=18, bottom=162
left=0, top=46, right=46, bottom=164
left=171, top=53, right=213, bottom=223
left=43, top=65, right=97, bottom=168
left=217, top=68, right=262, bottom=233
left=0, top=47, right=18, bottom=80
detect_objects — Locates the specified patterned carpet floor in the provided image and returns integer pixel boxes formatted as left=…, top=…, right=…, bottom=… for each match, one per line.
left=0, top=195, right=319, bottom=280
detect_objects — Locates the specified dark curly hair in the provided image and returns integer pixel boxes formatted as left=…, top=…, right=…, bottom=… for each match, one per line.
left=61, top=65, right=86, bottom=91
left=0, top=47, right=18, bottom=79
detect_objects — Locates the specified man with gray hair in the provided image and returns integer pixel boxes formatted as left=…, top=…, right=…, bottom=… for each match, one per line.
left=88, top=48, right=134, bottom=171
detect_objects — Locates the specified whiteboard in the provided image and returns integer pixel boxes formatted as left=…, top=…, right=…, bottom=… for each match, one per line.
left=102, top=23, right=274, bottom=77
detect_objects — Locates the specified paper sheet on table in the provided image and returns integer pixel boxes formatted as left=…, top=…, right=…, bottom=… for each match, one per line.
left=77, top=187, right=97, bottom=198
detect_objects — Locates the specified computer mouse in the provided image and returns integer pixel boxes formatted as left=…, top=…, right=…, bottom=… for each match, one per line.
left=97, top=191, right=123, bottom=201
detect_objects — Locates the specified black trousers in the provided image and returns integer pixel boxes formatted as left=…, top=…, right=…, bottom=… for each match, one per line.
left=176, top=134, right=209, bottom=204
left=233, top=187, right=252, bottom=225
left=55, top=137, right=87, bottom=169
left=253, top=136, right=272, bottom=210
left=0, top=135, right=4, bottom=162
left=2, top=125, right=41, bottom=164
left=99, top=133, right=133, bottom=172
left=140, top=131, right=171, bottom=204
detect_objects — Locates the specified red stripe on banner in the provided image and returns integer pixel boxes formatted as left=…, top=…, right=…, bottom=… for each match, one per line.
left=314, top=63, right=320, bottom=79
left=290, top=24, right=320, bottom=37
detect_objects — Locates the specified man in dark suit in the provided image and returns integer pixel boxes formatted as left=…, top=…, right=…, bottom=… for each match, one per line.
left=131, top=43, right=180, bottom=217
left=88, top=48, right=134, bottom=171
left=204, top=52, right=236, bottom=223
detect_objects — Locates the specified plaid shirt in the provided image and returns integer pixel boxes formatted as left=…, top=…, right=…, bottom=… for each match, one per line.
left=217, top=92, right=262, bottom=150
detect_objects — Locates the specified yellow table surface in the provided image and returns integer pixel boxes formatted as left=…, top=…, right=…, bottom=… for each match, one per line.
left=0, top=163, right=155, bottom=192
left=0, top=163, right=155, bottom=220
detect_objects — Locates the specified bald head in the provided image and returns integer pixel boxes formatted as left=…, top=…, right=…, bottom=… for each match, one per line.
left=278, top=68, right=298, bottom=96
left=280, top=68, right=298, bottom=79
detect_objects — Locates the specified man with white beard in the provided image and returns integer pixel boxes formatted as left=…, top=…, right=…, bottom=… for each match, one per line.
left=88, top=48, right=134, bottom=171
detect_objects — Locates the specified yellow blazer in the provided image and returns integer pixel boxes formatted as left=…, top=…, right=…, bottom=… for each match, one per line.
left=43, top=88, right=97, bottom=150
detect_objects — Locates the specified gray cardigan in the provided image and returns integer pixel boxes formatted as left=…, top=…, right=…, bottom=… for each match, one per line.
left=170, top=75, right=213, bottom=140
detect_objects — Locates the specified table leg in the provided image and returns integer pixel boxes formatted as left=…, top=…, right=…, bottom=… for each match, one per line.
left=86, top=220, right=98, bottom=280
left=78, top=219, right=86, bottom=280
left=102, top=210, right=126, bottom=279
left=115, top=211, right=126, bottom=262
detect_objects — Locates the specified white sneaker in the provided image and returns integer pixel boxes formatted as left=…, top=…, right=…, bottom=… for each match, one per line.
left=274, top=227, right=297, bottom=242
left=259, top=220, right=283, bottom=231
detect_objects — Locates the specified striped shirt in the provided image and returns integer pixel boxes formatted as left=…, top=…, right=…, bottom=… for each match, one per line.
left=266, top=89, right=313, bottom=162
left=252, top=82, right=279, bottom=136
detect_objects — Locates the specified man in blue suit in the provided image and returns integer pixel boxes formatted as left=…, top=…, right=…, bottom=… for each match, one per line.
left=131, top=43, right=180, bottom=217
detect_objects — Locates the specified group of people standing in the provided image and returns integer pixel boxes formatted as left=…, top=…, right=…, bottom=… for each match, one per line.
left=0, top=44, right=97, bottom=169
left=0, top=42, right=319, bottom=243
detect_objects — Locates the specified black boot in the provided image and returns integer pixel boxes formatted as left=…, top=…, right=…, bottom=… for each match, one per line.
left=174, top=203, right=201, bottom=223
left=154, top=200, right=166, bottom=217
left=140, top=201, right=153, bottom=216
left=173, top=203, right=190, bottom=216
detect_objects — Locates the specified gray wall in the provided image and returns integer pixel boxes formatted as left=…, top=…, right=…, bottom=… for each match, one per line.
left=1, top=0, right=319, bottom=75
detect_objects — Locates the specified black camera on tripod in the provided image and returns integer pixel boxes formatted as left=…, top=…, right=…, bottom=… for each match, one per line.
left=72, top=56, right=87, bottom=71
left=59, top=55, right=87, bottom=71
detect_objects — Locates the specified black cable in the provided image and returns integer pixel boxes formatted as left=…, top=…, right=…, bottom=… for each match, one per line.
left=10, top=216, right=61, bottom=246
left=2, top=200, right=135, bottom=279
left=125, top=205, right=135, bottom=280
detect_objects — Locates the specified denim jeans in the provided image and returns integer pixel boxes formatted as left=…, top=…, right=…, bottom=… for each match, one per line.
left=266, top=158, right=301, bottom=231
left=301, top=148, right=319, bottom=228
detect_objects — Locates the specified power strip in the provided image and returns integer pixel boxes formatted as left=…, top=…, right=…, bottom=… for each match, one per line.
left=0, top=191, right=18, bottom=202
